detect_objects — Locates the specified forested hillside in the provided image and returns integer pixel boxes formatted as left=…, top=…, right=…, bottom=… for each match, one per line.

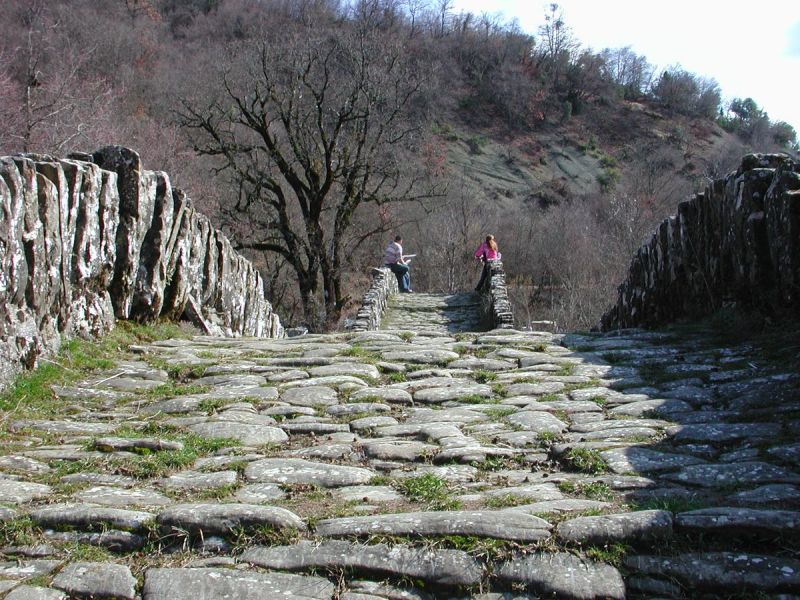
left=1, top=0, right=796, bottom=331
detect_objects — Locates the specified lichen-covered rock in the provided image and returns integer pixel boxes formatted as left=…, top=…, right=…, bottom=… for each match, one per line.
left=0, top=147, right=283, bottom=391
left=142, top=568, right=334, bottom=600
left=242, top=540, right=483, bottom=587
left=602, top=154, right=800, bottom=329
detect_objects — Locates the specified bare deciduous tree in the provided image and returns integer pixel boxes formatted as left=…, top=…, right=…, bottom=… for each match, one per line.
left=181, top=24, right=439, bottom=330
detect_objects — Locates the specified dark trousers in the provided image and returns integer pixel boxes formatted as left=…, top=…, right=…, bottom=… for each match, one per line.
left=387, top=263, right=411, bottom=292
left=475, top=262, right=490, bottom=291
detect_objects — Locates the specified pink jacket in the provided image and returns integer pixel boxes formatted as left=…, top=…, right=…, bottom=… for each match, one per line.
left=474, top=241, right=498, bottom=261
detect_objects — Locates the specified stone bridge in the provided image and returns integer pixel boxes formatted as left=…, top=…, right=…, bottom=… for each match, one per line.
left=0, top=284, right=798, bottom=598
left=0, top=147, right=282, bottom=391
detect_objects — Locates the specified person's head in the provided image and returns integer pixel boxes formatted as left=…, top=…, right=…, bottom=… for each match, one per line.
left=486, top=234, right=497, bottom=251
left=395, top=235, right=403, bottom=243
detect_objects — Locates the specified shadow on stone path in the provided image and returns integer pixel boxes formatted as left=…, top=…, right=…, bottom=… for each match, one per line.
left=0, top=300, right=799, bottom=599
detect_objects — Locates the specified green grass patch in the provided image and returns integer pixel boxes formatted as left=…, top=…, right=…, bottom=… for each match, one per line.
left=71, top=431, right=241, bottom=480
left=396, top=474, right=461, bottom=511
left=589, top=396, right=608, bottom=407
left=457, top=394, right=497, bottom=405
left=585, top=542, right=630, bottom=566
left=562, top=448, right=609, bottom=474
left=146, top=357, right=207, bottom=381
left=341, top=346, right=381, bottom=362
left=483, top=407, right=516, bottom=420
left=0, top=517, right=41, bottom=546
left=484, top=494, right=527, bottom=509
left=431, top=534, right=513, bottom=559
left=536, top=431, right=564, bottom=445
left=491, top=383, right=507, bottom=397
left=193, top=483, right=241, bottom=501
left=558, top=480, right=613, bottom=501
left=64, top=542, right=114, bottom=562
left=140, top=382, right=211, bottom=400
left=0, top=321, right=193, bottom=418
left=472, top=370, right=497, bottom=383
left=230, top=524, right=301, bottom=551
left=386, top=372, right=407, bottom=383
left=555, top=364, right=576, bottom=376
left=197, top=397, right=229, bottom=414
left=368, top=475, right=394, bottom=486
left=471, top=347, right=491, bottom=358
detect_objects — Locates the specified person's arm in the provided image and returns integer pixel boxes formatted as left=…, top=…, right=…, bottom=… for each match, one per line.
left=474, top=242, right=486, bottom=260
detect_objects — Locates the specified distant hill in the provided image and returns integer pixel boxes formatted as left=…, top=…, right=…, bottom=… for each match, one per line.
left=0, top=0, right=795, bottom=330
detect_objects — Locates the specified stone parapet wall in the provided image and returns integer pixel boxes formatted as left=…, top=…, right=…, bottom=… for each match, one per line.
left=0, top=146, right=282, bottom=388
left=477, top=260, right=515, bottom=329
left=350, top=267, right=398, bottom=331
left=602, top=153, right=800, bottom=329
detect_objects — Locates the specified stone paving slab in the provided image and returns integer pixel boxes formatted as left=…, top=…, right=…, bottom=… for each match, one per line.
left=556, top=510, right=673, bottom=545
left=142, top=568, right=335, bottom=600
left=188, top=420, right=288, bottom=445
left=675, top=507, right=800, bottom=536
left=0, top=480, right=52, bottom=504
left=625, top=552, right=800, bottom=592
left=0, top=561, right=63, bottom=581
left=245, top=458, right=375, bottom=487
left=5, top=586, right=68, bottom=600
left=497, top=552, right=625, bottom=600
left=3, top=294, right=800, bottom=598
left=242, top=540, right=483, bottom=587
left=600, top=446, right=706, bottom=474
left=157, top=503, right=306, bottom=537
left=316, top=511, right=551, bottom=541
left=51, top=562, right=136, bottom=600
left=28, top=504, right=154, bottom=532
left=663, top=462, right=800, bottom=487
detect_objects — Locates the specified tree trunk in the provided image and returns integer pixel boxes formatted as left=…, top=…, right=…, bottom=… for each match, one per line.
left=298, top=275, right=322, bottom=332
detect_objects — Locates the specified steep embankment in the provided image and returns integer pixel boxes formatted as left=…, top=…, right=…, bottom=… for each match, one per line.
left=440, top=101, right=744, bottom=211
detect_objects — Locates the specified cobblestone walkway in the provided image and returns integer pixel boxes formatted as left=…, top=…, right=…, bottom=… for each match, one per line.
left=382, top=292, right=483, bottom=334
left=0, top=298, right=799, bottom=599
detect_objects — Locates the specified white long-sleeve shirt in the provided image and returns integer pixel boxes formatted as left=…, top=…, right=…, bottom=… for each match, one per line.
left=383, top=241, right=404, bottom=265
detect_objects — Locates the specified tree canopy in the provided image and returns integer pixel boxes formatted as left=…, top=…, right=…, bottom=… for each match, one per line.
left=181, top=23, right=439, bottom=329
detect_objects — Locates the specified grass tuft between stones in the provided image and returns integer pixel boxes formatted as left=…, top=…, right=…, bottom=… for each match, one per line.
left=0, top=321, right=191, bottom=415
left=562, top=448, right=609, bottom=474
left=395, top=473, right=461, bottom=511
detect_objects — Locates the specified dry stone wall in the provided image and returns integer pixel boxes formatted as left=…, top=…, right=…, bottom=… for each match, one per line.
left=602, top=153, right=800, bottom=329
left=477, top=259, right=515, bottom=329
left=0, top=146, right=282, bottom=388
left=350, top=267, right=398, bottom=331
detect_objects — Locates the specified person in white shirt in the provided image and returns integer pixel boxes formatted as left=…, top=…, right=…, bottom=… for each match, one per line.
left=383, top=235, right=412, bottom=293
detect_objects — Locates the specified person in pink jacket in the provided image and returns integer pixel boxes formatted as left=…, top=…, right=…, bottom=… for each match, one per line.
left=474, top=234, right=499, bottom=291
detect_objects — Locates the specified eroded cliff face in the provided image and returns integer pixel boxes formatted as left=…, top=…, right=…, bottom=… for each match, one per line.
left=602, top=154, right=800, bottom=330
left=0, top=146, right=282, bottom=387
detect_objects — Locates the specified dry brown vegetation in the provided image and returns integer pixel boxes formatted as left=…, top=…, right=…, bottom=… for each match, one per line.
left=0, top=0, right=796, bottom=331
